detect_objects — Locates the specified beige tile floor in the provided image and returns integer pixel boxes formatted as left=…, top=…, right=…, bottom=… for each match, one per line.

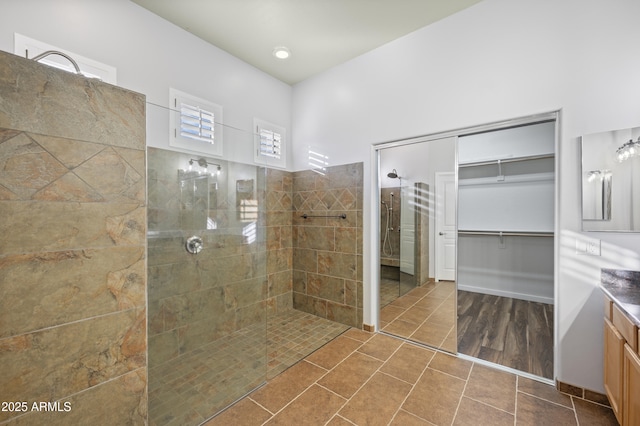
left=207, top=328, right=617, bottom=425
left=381, top=280, right=457, bottom=353
left=380, top=277, right=401, bottom=308
left=149, top=309, right=349, bottom=425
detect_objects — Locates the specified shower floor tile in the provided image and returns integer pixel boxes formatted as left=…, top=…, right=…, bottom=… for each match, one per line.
left=148, top=309, right=349, bottom=426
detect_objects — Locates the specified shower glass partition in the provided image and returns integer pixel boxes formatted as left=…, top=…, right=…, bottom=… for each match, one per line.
left=147, top=117, right=269, bottom=424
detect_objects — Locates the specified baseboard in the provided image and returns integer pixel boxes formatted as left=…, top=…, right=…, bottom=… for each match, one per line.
left=458, top=284, right=554, bottom=305
left=556, top=380, right=610, bottom=407
left=362, top=324, right=375, bottom=332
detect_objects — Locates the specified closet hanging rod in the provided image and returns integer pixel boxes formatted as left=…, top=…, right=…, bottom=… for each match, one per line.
left=458, top=153, right=555, bottom=168
left=300, top=213, right=347, bottom=219
left=458, top=230, right=554, bottom=237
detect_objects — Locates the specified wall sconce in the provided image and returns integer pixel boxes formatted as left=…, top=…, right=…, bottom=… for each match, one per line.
left=616, top=137, right=640, bottom=162
left=586, top=169, right=611, bottom=182
left=189, top=158, right=221, bottom=176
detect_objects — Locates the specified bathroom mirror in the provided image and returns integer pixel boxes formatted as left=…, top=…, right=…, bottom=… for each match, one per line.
left=581, top=126, right=640, bottom=231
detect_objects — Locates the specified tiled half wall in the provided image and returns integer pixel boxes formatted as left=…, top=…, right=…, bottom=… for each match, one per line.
left=0, top=51, right=147, bottom=424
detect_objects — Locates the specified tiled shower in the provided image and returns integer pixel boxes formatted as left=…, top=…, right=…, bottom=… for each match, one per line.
left=0, top=50, right=362, bottom=425
left=146, top=146, right=362, bottom=422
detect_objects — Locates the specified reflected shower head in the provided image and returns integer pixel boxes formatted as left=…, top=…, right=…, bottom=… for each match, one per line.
left=387, top=169, right=399, bottom=179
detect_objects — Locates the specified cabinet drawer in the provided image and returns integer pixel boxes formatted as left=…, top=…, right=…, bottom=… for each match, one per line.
left=612, top=303, right=638, bottom=351
left=604, top=296, right=613, bottom=321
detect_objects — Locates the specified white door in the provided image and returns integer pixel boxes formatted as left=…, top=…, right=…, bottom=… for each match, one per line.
left=400, top=182, right=415, bottom=275
left=435, top=172, right=456, bottom=281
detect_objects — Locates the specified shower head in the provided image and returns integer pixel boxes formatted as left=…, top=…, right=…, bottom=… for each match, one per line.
left=387, top=169, right=399, bottom=179
left=30, top=50, right=81, bottom=74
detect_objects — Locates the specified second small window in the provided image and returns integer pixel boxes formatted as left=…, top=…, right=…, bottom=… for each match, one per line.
left=254, top=118, right=286, bottom=168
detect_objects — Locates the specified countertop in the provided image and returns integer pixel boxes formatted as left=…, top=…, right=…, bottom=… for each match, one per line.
left=601, top=268, right=640, bottom=327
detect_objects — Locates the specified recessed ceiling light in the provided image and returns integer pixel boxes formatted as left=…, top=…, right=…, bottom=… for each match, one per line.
left=272, top=46, right=291, bottom=60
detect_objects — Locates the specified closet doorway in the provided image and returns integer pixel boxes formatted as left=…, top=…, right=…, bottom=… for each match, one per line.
left=456, top=119, right=556, bottom=380
left=376, top=112, right=557, bottom=381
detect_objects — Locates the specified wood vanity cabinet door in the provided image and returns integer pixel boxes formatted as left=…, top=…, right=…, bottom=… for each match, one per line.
left=605, top=317, right=625, bottom=424
left=623, top=344, right=640, bottom=426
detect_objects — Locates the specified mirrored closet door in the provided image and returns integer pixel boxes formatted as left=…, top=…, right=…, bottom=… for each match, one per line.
left=378, top=136, right=458, bottom=353
left=378, top=115, right=557, bottom=381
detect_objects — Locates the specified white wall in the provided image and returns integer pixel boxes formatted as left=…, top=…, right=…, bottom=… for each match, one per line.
left=292, top=0, right=640, bottom=392
left=0, top=0, right=292, bottom=168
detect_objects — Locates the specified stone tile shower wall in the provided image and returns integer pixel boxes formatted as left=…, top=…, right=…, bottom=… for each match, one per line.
left=147, top=147, right=270, bottom=368
left=0, top=51, right=147, bottom=424
left=263, top=168, right=294, bottom=314
left=292, top=163, right=364, bottom=328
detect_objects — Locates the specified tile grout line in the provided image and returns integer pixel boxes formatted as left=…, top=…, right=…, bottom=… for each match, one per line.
left=383, top=282, right=453, bottom=342
left=325, top=338, right=410, bottom=423
left=313, top=337, right=419, bottom=425
left=517, top=390, right=581, bottom=410
left=387, top=344, right=438, bottom=425
left=257, top=331, right=372, bottom=425
left=451, top=361, right=475, bottom=425
left=570, top=396, right=580, bottom=425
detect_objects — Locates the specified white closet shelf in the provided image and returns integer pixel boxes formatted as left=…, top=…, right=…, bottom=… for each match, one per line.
left=458, top=171, right=554, bottom=186
left=458, top=230, right=554, bottom=237
left=458, top=153, right=555, bottom=168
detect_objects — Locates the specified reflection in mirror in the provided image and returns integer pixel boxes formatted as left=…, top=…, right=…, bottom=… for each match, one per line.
left=378, top=137, right=457, bottom=354
left=582, top=170, right=611, bottom=221
left=581, top=126, right=640, bottom=231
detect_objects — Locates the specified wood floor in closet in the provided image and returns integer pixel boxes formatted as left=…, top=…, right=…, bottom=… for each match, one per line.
left=457, top=290, right=554, bottom=379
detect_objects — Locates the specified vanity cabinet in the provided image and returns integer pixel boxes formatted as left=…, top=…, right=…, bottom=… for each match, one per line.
left=604, top=296, right=640, bottom=425
left=605, top=317, right=625, bottom=423
left=623, top=344, right=640, bottom=426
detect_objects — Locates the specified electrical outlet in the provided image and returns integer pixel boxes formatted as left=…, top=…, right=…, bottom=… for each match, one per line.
left=576, top=238, right=601, bottom=256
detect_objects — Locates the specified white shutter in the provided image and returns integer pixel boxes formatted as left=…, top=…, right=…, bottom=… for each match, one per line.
left=254, top=118, right=286, bottom=168
left=170, top=88, right=223, bottom=157
left=179, top=101, right=215, bottom=144
left=258, top=127, right=282, bottom=159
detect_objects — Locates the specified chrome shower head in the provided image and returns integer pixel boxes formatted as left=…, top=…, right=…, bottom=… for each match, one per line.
left=387, top=169, right=399, bottom=179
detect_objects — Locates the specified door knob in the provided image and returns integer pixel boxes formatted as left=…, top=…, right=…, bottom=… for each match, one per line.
left=439, top=232, right=444, bottom=236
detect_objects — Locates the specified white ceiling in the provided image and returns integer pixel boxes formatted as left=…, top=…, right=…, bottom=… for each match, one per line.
left=132, top=0, right=483, bottom=85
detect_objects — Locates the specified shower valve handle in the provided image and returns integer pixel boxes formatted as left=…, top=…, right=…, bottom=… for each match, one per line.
left=186, top=236, right=203, bottom=254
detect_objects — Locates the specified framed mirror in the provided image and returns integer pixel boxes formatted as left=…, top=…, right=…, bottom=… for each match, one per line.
left=581, top=126, right=640, bottom=231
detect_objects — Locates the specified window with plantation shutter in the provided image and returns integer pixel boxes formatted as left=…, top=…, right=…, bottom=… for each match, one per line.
left=254, top=118, right=286, bottom=168
left=259, top=128, right=282, bottom=159
left=170, top=88, right=223, bottom=156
